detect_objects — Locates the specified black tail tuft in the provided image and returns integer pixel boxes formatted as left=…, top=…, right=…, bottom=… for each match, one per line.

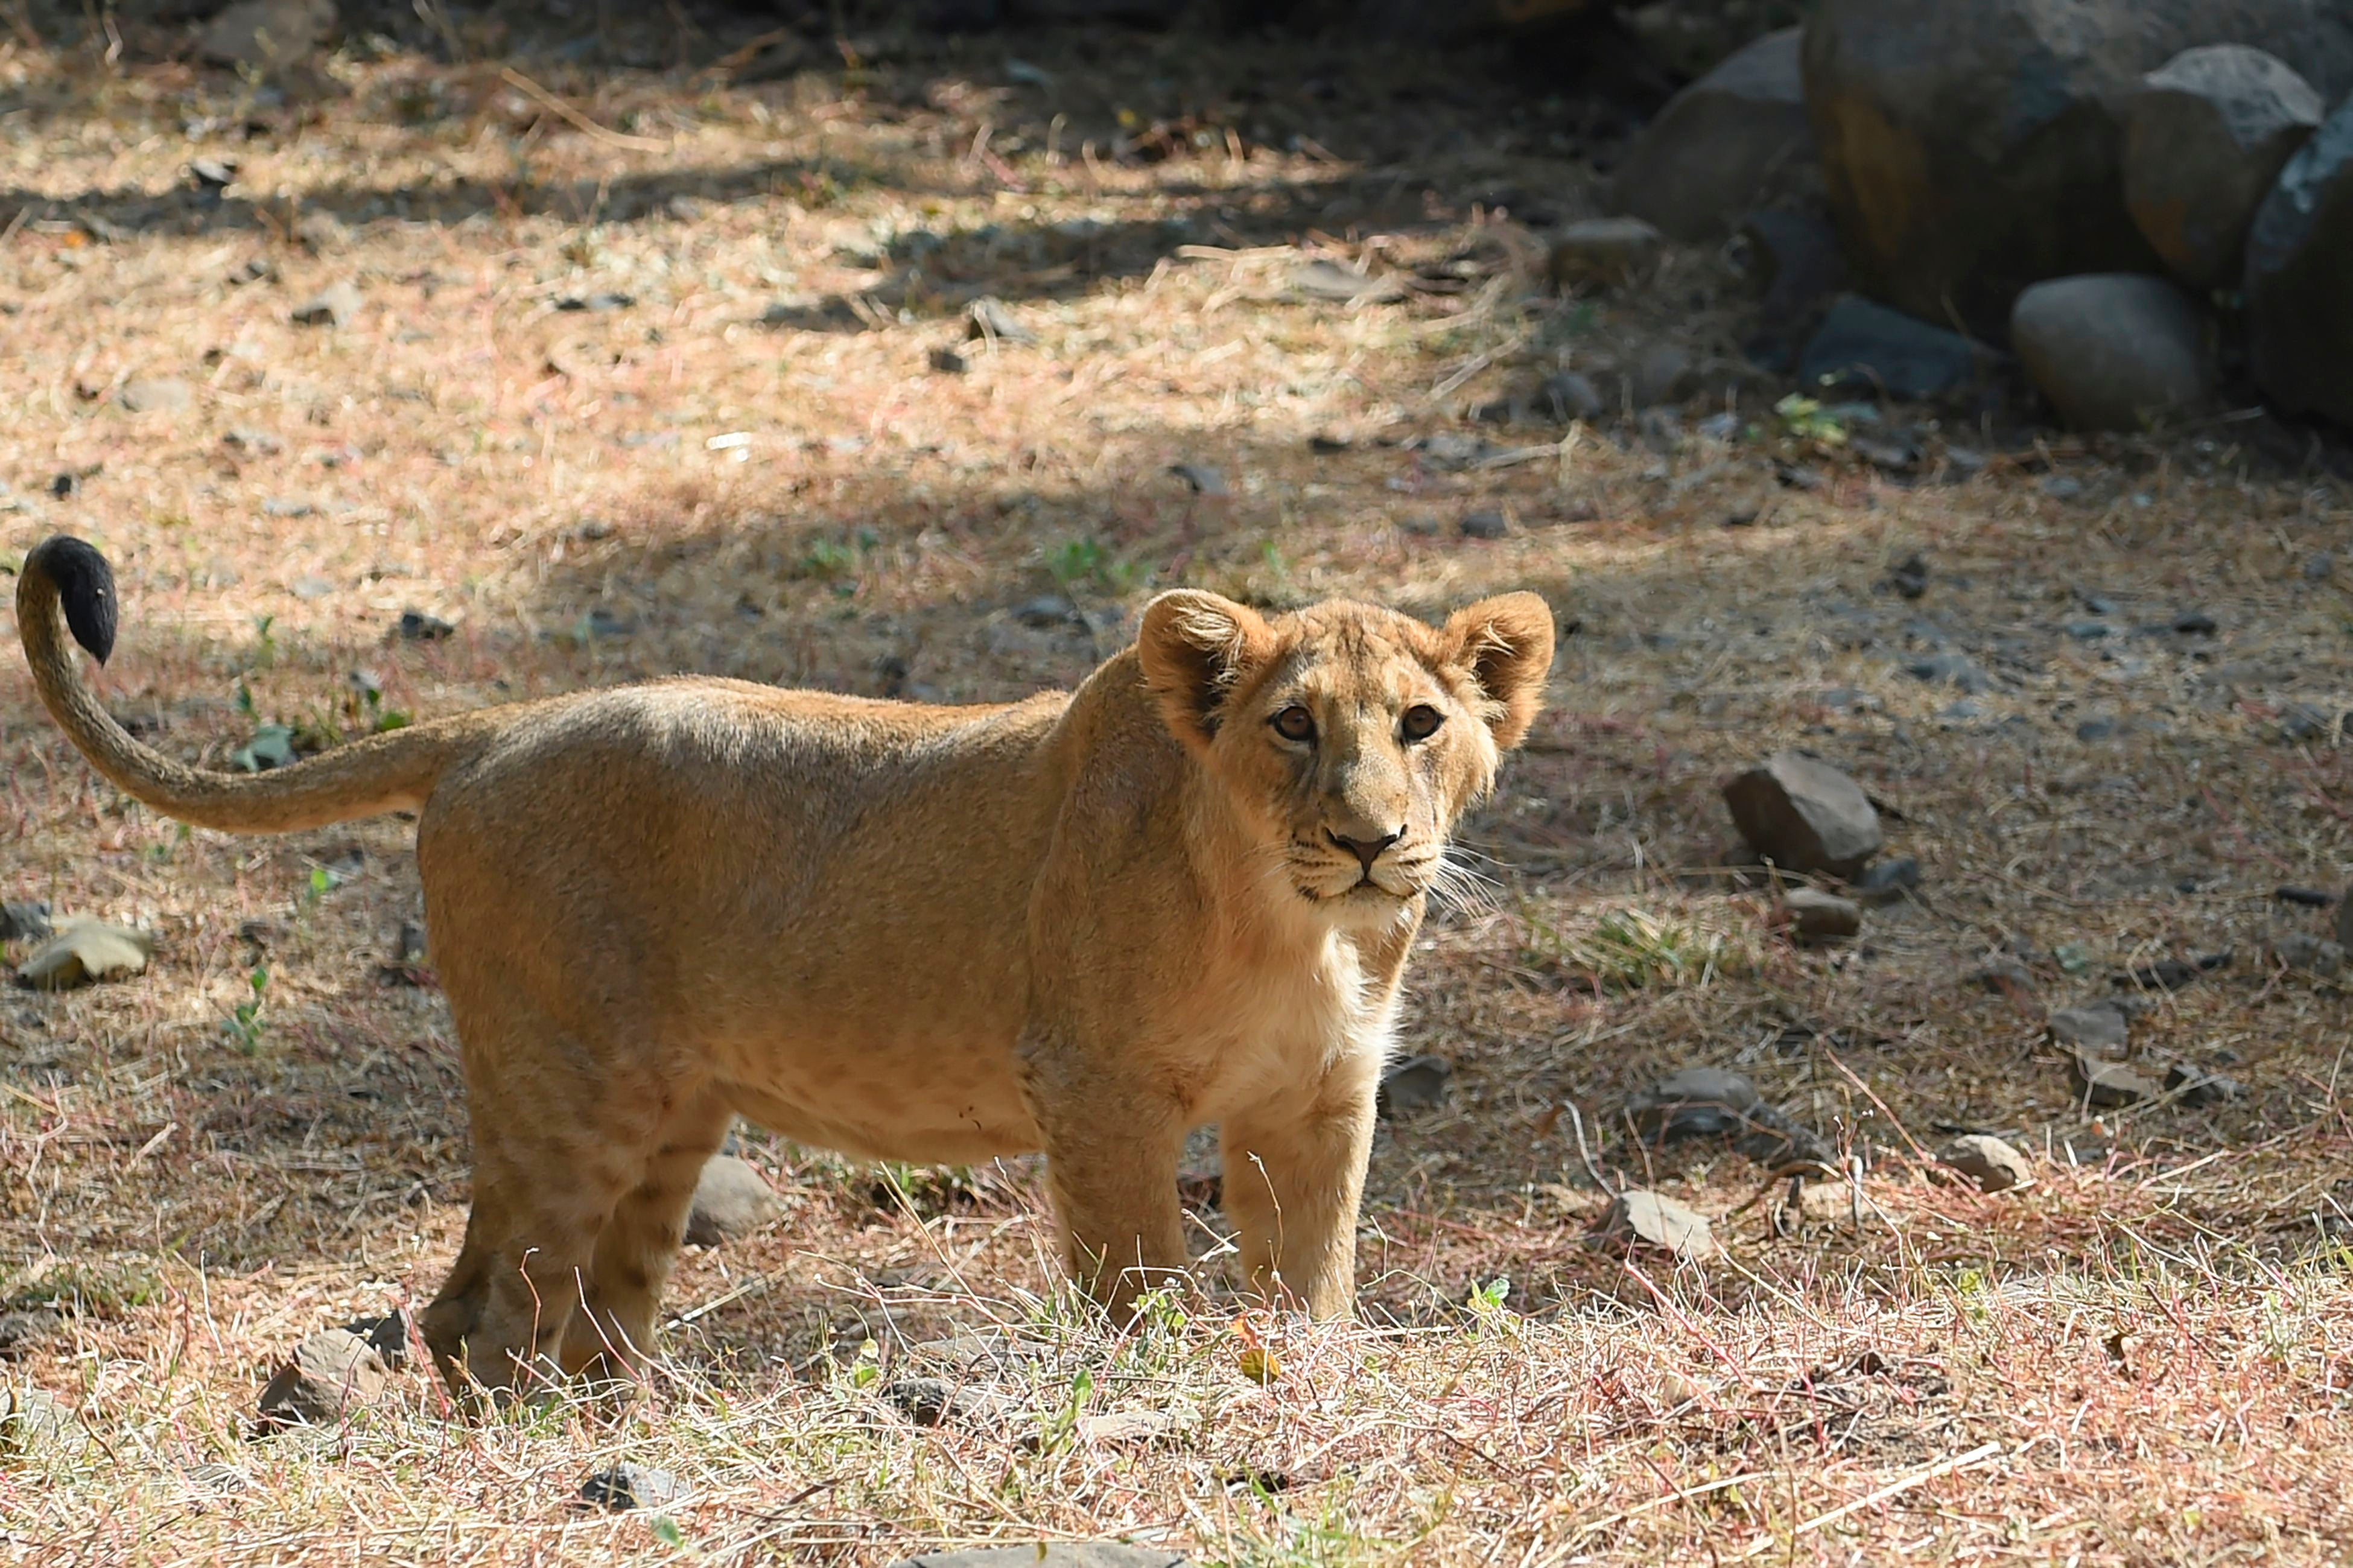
left=31, top=536, right=119, bottom=665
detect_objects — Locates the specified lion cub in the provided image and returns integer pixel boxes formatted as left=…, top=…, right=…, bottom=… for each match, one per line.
left=19, top=535, right=1552, bottom=1397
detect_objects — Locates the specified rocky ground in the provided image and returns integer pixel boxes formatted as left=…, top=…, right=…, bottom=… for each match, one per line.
left=0, top=5, right=2350, bottom=1566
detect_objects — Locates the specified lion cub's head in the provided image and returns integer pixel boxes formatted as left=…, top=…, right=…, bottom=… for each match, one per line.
left=1137, top=588, right=1554, bottom=930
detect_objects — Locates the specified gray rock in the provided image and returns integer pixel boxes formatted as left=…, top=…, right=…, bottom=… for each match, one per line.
left=255, top=1329, right=387, bottom=1430
left=2010, top=275, right=2213, bottom=433
left=1785, top=887, right=1861, bottom=945
left=198, top=0, right=335, bottom=70
left=2246, top=98, right=2353, bottom=428
left=2123, top=45, right=2323, bottom=290
left=1376, top=1053, right=1453, bottom=1118
left=579, top=1462, right=685, bottom=1511
left=1613, top=28, right=1814, bottom=243
left=0, top=1385, right=71, bottom=1456
left=2072, top=1052, right=2159, bottom=1108
left=338, top=1311, right=410, bottom=1370
left=395, top=609, right=454, bottom=641
left=1939, top=1134, right=2034, bottom=1193
left=1167, top=463, right=1228, bottom=496
left=1535, top=371, right=1605, bottom=422
left=888, top=1548, right=1187, bottom=1568
left=1972, top=955, right=2034, bottom=992
left=2337, top=887, right=2353, bottom=951
left=1802, top=0, right=2353, bottom=336
left=0, top=1309, right=62, bottom=1359
left=965, top=296, right=1038, bottom=343
left=1548, top=217, right=1665, bottom=289
left=2271, top=931, right=2345, bottom=977
left=884, top=1376, right=1015, bottom=1430
left=1796, top=296, right=1992, bottom=402
left=0, top=901, right=51, bottom=941
left=1723, top=750, right=1883, bottom=878
left=118, top=378, right=192, bottom=414
left=1626, top=1068, right=1837, bottom=1172
left=1628, top=344, right=1697, bottom=408
left=683, top=1154, right=784, bottom=1247
left=290, top=280, right=361, bottom=328
left=1585, top=1190, right=1718, bottom=1261
left=2164, top=1062, right=2246, bottom=1106
left=1853, top=857, right=1921, bottom=904
left=2048, top=1001, right=2130, bottom=1052
left=1459, top=510, right=1509, bottom=540
left=1739, top=207, right=1850, bottom=362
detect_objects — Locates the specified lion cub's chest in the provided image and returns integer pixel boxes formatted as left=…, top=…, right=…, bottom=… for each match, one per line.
left=1189, top=932, right=1396, bottom=1117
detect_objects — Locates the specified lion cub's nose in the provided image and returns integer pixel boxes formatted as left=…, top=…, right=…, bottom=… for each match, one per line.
left=1328, top=828, right=1402, bottom=872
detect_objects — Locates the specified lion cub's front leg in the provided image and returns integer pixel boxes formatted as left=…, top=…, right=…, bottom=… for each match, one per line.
left=1219, top=1058, right=1380, bottom=1319
left=1024, top=1046, right=1190, bottom=1321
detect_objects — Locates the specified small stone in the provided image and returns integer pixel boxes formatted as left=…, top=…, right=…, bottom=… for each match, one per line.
left=554, top=291, right=634, bottom=313
left=223, top=427, right=284, bottom=455
left=1785, top=887, right=1861, bottom=945
left=2164, top=1062, right=2246, bottom=1106
left=395, top=609, right=454, bottom=641
left=964, top=296, right=1037, bottom=344
left=1972, top=955, right=2034, bottom=992
left=1611, top=29, right=1813, bottom=243
left=1586, top=1190, right=1717, bottom=1262
left=2305, top=551, right=2335, bottom=582
left=579, top=1462, right=685, bottom=1512
left=255, top=1329, right=388, bottom=1430
left=2171, top=610, right=2218, bottom=635
left=2270, top=932, right=2344, bottom=977
left=0, top=1386, right=71, bottom=1456
left=393, top=920, right=428, bottom=963
left=2048, top=1001, right=2130, bottom=1052
left=181, top=1461, right=254, bottom=1500
left=1376, top=1054, right=1453, bottom=1119
left=0, top=1309, right=62, bottom=1359
left=1626, top=1068, right=1837, bottom=1173
left=1548, top=217, right=1665, bottom=289
left=338, top=1311, right=410, bottom=1370
left=0, top=900, right=52, bottom=941
left=188, top=157, right=238, bottom=191
left=1937, top=1134, right=2034, bottom=1193
left=884, top=1376, right=1014, bottom=1430
left=1072, top=1409, right=1180, bottom=1447
left=2281, top=703, right=2337, bottom=743
left=2072, top=1052, right=2160, bottom=1109
left=2123, top=45, right=2323, bottom=290
left=1459, top=510, right=1509, bottom=540
left=1722, top=750, right=1883, bottom=878
left=1885, top=552, right=1929, bottom=599
left=1853, top=857, right=1921, bottom=904
left=1628, top=344, right=1696, bottom=408
left=907, top=1332, right=1046, bottom=1378
left=14, top=918, right=153, bottom=991
left=683, top=1154, right=784, bottom=1247
left=2010, top=275, right=2214, bottom=433
left=293, top=211, right=349, bottom=253
left=198, top=0, right=335, bottom=71
left=2075, top=719, right=2120, bottom=741
left=929, top=346, right=968, bottom=374
left=1536, top=371, right=1605, bottom=422
left=290, top=280, right=361, bottom=328
left=118, top=378, right=192, bottom=414
left=2275, top=886, right=2334, bottom=908
left=1797, top=296, right=1991, bottom=402
left=1168, top=463, right=1228, bottom=496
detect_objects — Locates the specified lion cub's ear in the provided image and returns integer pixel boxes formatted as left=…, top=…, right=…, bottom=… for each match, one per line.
left=1137, top=590, right=1276, bottom=749
left=1440, top=592, right=1555, bottom=749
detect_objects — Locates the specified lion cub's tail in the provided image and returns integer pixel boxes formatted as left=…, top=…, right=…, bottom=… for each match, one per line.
left=17, top=536, right=497, bottom=834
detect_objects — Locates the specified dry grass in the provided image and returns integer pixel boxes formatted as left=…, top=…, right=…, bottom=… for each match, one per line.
left=2, top=7, right=2352, bottom=1564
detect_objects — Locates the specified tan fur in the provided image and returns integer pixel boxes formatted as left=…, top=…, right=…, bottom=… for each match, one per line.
left=17, top=542, right=1552, bottom=1398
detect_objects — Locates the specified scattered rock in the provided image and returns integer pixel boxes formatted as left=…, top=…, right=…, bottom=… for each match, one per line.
left=2305, top=551, right=2336, bottom=582
left=1612, top=28, right=1813, bottom=243
left=1459, top=510, right=1509, bottom=540
left=1535, top=370, right=1605, bottom=422
left=0, top=1385, right=70, bottom=1456
left=0, top=900, right=52, bottom=941
left=198, top=0, right=336, bottom=71
left=338, top=1311, right=410, bottom=1370
left=907, top=1332, right=1048, bottom=1379
left=1854, top=857, right=1922, bottom=905
left=1168, top=463, right=1228, bottom=496
left=1628, top=344, right=1697, bottom=408
left=290, top=281, right=361, bottom=328
left=223, top=427, right=284, bottom=456
left=14, top=918, right=153, bottom=991
left=1796, top=296, right=1992, bottom=402
left=1722, top=750, right=1883, bottom=878
left=395, top=609, right=454, bottom=641
left=2165, top=1062, right=2246, bottom=1106
left=2171, top=610, right=2218, bottom=635
left=180, top=1461, right=254, bottom=1500
left=1783, top=887, right=1861, bottom=945
left=929, top=346, right=968, bottom=374
left=255, top=1329, right=387, bottom=1430
left=1377, top=1053, right=1453, bottom=1119
left=1071, top=1409, right=1180, bottom=1447
left=1586, top=1190, right=1718, bottom=1262
left=117, top=378, right=192, bottom=414
left=886, top=1547, right=1187, bottom=1568
left=1547, top=217, right=1665, bottom=289
left=683, top=1154, right=785, bottom=1247
left=1884, top=552, right=1929, bottom=600
left=1737, top=207, right=1850, bottom=367
left=1626, top=1068, right=1838, bottom=1173
left=2246, top=97, right=2353, bottom=428
left=2123, top=45, right=2323, bottom=290
left=579, top=1462, right=685, bottom=1512
left=293, top=211, right=349, bottom=253
left=965, top=296, right=1037, bottom=344
left=1972, top=954, right=2034, bottom=992
left=884, top=1376, right=1015, bottom=1430
left=1938, top=1134, right=2034, bottom=1193
left=0, top=1309, right=62, bottom=1359
left=188, top=157, right=238, bottom=192
left=2072, top=1052, right=2160, bottom=1108
left=2275, top=886, right=2334, bottom=909
left=2010, top=275, right=2214, bottom=433
left=1014, top=594, right=1078, bottom=628
left=2047, top=1001, right=2130, bottom=1052
left=554, top=291, right=634, bottom=313
left=1802, top=0, right=2353, bottom=336
left=2122, top=951, right=2231, bottom=990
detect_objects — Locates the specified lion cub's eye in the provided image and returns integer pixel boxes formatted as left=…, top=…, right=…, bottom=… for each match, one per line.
left=1400, top=704, right=1445, bottom=742
left=1271, top=705, right=1316, bottom=743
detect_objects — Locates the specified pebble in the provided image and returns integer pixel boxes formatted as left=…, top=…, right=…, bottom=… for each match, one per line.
left=1853, top=857, right=1921, bottom=904
left=290, top=280, right=361, bottom=328
left=1168, top=463, right=1228, bottom=496
left=118, top=378, right=192, bottom=414
left=2270, top=932, right=2344, bottom=977
left=2048, top=1001, right=2130, bottom=1052
left=1459, top=510, right=1509, bottom=539
left=1547, top=217, right=1665, bottom=288
left=1937, top=1133, right=2034, bottom=1193
left=1785, top=887, right=1861, bottom=945
left=255, top=1329, right=388, bottom=1430
left=1796, top=295, right=1989, bottom=401
left=2072, top=1052, right=2159, bottom=1108
left=2275, top=886, right=2334, bottom=908
left=1536, top=371, right=1605, bottom=422
left=395, top=609, right=454, bottom=641
left=683, top=1154, right=785, bottom=1247
left=929, top=346, right=968, bottom=374
left=0, top=901, right=52, bottom=941
left=2164, top=1062, right=2246, bottom=1106
left=1721, top=750, right=1883, bottom=878
left=1376, top=1054, right=1453, bottom=1118
left=1625, top=1068, right=1837, bottom=1172
left=884, top=1376, right=1015, bottom=1431
left=579, top=1462, right=685, bottom=1511
left=1972, top=955, right=2034, bottom=992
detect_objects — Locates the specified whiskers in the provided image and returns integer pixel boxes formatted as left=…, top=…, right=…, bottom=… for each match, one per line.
left=1425, top=846, right=1504, bottom=918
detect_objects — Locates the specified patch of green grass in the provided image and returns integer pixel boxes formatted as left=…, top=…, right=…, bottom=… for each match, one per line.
left=1526, top=906, right=1756, bottom=992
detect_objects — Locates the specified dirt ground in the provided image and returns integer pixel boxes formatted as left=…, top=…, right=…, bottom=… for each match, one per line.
left=1, top=8, right=2350, bottom=1566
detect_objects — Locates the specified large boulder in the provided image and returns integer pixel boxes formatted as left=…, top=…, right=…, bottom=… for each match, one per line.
left=1802, top=0, right=2353, bottom=338
left=2009, top=274, right=2214, bottom=432
left=2246, top=100, right=2353, bottom=428
left=2123, top=46, right=2322, bottom=290
left=1611, top=28, right=1815, bottom=242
